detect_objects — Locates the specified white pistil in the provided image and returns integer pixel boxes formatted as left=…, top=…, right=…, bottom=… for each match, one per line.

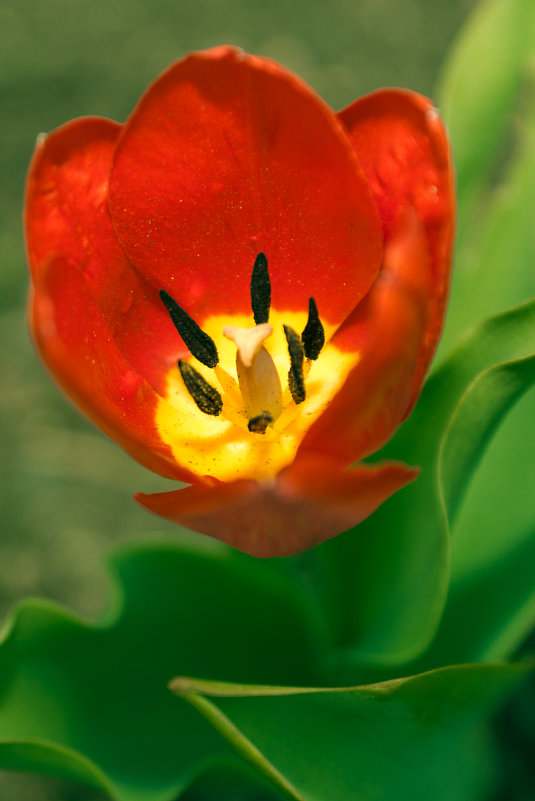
left=223, top=323, right=273, bottom=367
left=223, top=323, right=283, bottom=424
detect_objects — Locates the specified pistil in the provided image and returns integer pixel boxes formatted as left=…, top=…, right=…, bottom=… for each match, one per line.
left=223, top=323, right=283, bottom=426
left=222, top=322, right=273, bottom=367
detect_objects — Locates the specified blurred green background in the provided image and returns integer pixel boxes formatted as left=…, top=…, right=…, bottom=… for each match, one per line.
left=5, top=0, right=535, bottom=798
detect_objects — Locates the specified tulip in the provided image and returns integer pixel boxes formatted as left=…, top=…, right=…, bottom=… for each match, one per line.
left=25, top=46, right=455, bottom=557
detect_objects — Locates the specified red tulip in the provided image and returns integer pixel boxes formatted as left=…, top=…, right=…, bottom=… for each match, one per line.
left=25, top=46, right=455, bottom=557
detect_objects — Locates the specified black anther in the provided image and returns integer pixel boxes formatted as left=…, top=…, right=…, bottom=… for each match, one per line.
left=250, top=252, right=271, bottom=325
left=302, top=297, right=325, bottom=360
left=284, top=325, right=306, bottom=405
left=160, top=290, right=219, bottom=368
left=178, top=361, right=223, bottom=416
left=248, top=411, right=273, bottom=434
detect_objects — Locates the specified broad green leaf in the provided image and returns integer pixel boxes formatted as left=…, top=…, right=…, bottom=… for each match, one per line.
left=451, top=389, right=535, bottom=580
left=179, top=760, right=286, bottom=801
left=419, top=525, right=535, bottom=670
left=413, top=389, right=535, bottom=670
left=313, top=298, right=535, bottom=666
left=440, top=356, right=535, bottom=523
left=404, top=358, right=535, bottom=672
left=172, top=664, right=531, bottom=801
left=0, top=541, right=324, bottom=801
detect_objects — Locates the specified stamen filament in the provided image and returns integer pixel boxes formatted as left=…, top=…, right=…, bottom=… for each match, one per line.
left=220, top=401, right=249, bottom=430
left=214, top=364, right=241, bottom=405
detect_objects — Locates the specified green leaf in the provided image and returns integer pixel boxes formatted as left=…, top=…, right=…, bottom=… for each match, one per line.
left=172, top=664, right=532, bottom=801
left=314, top=298, right=535, bottom=667
left=440, top=354, right=535, bottom=523
left=0, top=541, right=324, bottom=801
left=419, top=527, right=535, bottom=670
left=414, top=391, right=535, bottom=669
left=451, top=388, right=535, bottom=581
left=179, top=760, right=287, bottom=801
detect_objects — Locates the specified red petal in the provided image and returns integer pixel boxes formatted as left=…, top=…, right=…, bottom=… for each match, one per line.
left=339, top=89, right=455, bottom=393
left=109, top=46, right=382, bottom=325
left=30, top=254, right=196, bottom=483
left=135, top=458, right=418, bottom=558
left=25, top=117, right=121, bottom=276
left=297, top=213, right=431, bottom=466
left=24, top=117, right=186, bottom=391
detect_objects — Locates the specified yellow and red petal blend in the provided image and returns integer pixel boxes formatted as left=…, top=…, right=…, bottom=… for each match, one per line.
left=25, top=46, right=455, bottom=557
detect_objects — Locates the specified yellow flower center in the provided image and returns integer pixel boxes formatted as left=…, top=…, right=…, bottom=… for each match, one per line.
left=155, top=254, right=359, bottom=482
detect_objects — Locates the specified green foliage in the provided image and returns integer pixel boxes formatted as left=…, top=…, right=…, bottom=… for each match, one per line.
left=0, top=539, right=531, bottom=801
left=0, top=543, right=321, bottom=801
left=172, top=665, right=531, bottom=801
left=312, top=298, right=535, bottom=670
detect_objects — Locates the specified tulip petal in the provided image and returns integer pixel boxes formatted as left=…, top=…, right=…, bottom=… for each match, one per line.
left=339, top=89, right=455, bottom=398
left=25, top=117, right=121, bottom=277
left=297, top=213, right=431, bottom=466
left=109, top=46, right=382, bottom=325
left=135, top=459, right=418, bottom=558
left=300, top=93, right=455, bottom=467
left=30, top=254, right=196, bottom=483
left=24, top=117, right=186, bottom=390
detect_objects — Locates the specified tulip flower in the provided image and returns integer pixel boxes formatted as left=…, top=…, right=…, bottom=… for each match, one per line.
left=25, top=45, right=454, bottom=557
